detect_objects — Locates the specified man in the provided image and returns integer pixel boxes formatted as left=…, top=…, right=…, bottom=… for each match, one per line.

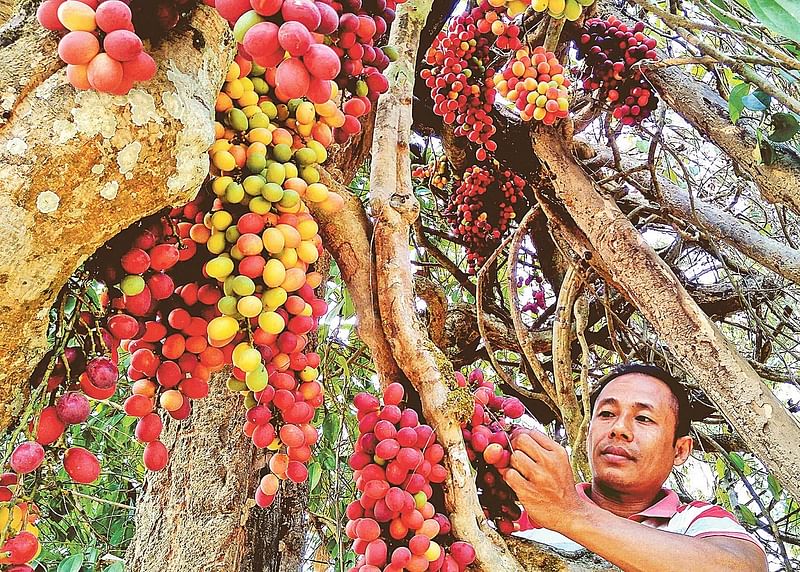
left=502, top=363, right=768, bottom=571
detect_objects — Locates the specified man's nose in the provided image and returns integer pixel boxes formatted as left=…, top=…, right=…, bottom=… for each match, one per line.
left=609, top=414, right=633, bottom=441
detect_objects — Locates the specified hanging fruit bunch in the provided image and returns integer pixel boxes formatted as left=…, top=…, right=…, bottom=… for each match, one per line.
left=575, top=16, right=660, bottom=125
left=530, top=0, right=594, bottom=22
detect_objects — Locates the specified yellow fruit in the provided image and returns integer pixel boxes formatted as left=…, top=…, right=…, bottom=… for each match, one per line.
left=208, top=315, right=239, bottom=341
left=225, top=62, right=240, bottom=82
left=233, top=342, right=262, bottom=372
left=211, top=210, right=233, bottom=231
left=297, top=241, right=319, bottom=264
left=212, top=150, right=236, bottom=172
left=258, top=311, right=286, bottom=335
left=278, top=247, right=298, bottom=268
left=296, top=218, right=319, bottom=240
left=237, top=295, right=263, bottom=318
left=563, top=0, right=581, bottom=20
left=548, top=0, right=566, bottom=14
left=205, top=256, right=234, bottom=279
left=262, top=258, right=287, bottom=288
left=532, top=0, right=548, bottom=10
left=295, top=101, right=316, bottom=124
left=262, top=227, right=285, bottom=253
left=207, top=232, right=227, bottom=254
left=263, top=287, right=288, bottom=311
left=299, top=366, right=318, bottom=382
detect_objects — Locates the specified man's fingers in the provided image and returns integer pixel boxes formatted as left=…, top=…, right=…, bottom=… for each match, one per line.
left=503, top=467, right=527, bottom=494
left=526, top=429, right=558, bottom=451
left=510, top=448, right=538, bottom=482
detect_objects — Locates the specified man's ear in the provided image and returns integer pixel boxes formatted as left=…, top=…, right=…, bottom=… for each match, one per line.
left=673, top=435, right=693, bottom=467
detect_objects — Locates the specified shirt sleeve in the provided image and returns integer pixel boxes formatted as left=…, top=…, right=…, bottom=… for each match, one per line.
left=674, top=501, right=766, bottom=554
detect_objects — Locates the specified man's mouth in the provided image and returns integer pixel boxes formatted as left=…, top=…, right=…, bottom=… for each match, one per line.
left=601, top=446, right=634, bottom=461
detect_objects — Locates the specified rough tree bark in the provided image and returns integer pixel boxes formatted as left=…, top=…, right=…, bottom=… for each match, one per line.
left=126, top=371, right=308, bottom=571
left=532, top=127, right=800, bottom=501
left=0, top=3, right=235, bottom=429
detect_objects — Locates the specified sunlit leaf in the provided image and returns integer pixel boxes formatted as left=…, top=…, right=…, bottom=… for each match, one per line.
left=56, top=554, right=84, bottom=572
left=728, top=83, right=751, bottom=123
left=308, top=461, right=322, bottom=492
left=741, top=90, right=770, bottom=112
left=728, top=452, right=746, bottom=472
left=747, top=0, right=800, bottom=43
left=738, top=505, right=758, bottom=526
left=767, top=474, right=783, bottom=499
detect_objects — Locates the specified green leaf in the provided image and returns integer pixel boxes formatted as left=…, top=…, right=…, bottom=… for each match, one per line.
left=708, top=0, right=742, bottom=27
left=738, top=504, right=758, bottom=526
left=768, top=112, right=800, bottom=142
left=308, top=461, right=322, bottom=492
left=105, top=562, right=125, bottom=572
left=768, top=474, right=783, bottom=499
left=57, top=554, right=85, bottom=572
left=747, top=0, right=800, bottom=43
left=741, top=90, right=771, bottom=111
left=728, top=452, right=746, bottom=472
left=728, top=83, right=751, bottom=123
left=322, top=411, right=341, bottom=442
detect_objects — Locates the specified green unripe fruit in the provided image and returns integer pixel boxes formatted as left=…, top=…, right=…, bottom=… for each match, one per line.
left=223, top=275, right=236, bottom=296
left=300, top=165, right=320, bottom=184
left=243, top=175, right=265, bottom=196
left=233, top=10, right=265, bottom=43
left=218, top=295, right=239, bottom=315
left=262, top=182, right=284, bottom=202
left=243, top=391, right=258, bottom=409
left=245, top=365, right=268, bottom=392
left=225, top=226, right=241, bottom=243
left=307, top=140, right=327, bottom=163
left=248, top=196, right=271, bottom=214
left=225, top=108, right=248, bottom=132
left=383, top=45, right=399, bottom=61
left=232, top=275, right=256, bottom=296
left=248, top=112, right=270, bottom=129
left=241, top=104, right=260, bottom=118
left=287, top=98, right=301, bottom=113
left=260, top=100, right=278, bottom=119
left=284, top=162, right=298, bottom=179
left=279, top=189, right=300, bottom=208
left=206, top=256, right=234, bottom=280
left=265, top=162, right=286, bottom=185
left=246, top=153, right=267, bottom=174
left=120, top=275, right=145, bottom=296
left=294, top=147, right=317, bottom=166
left=250, top=62, right=266, bottom=76
left=272, top=143, right=292, bottom=163
left=356, top=80, right=368, bottom=97
left=225, top=182, right=245, bottom=204
left=251, top=77, right=269, bottom=95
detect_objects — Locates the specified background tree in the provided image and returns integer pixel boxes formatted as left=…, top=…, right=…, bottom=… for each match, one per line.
left=0, top=0, right=799, bottom=570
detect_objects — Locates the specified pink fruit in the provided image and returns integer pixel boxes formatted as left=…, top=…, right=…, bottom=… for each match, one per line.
left=281, top=0, right=319, bottom=31
left=104, top=29, right=142, bottom=61
left=87, top=52, right=124, bottom=93
left=121, top=247, right=150, bottom=274
left=149, top=243, right=180, bottom=271
left=66, top=63, right=91, bottom=90
left=275, top=57, right=310, bottom=100
left=1, top=532, right=39, bottom=565
left=122, top=51, right=156, bottom=82
left=242, top=21, right=279, bottom=59
left=286, top=460, right=308, bottom=483
left=303, top=43, right=340, bottom=80
left=214, top=0, right=251, bottom=22
left=450, top=541, right=476, bottom=566
left=37, top=0, right=66, bottom=30
left=314, top=1, right=337, bottom=34
left=250, top=0, right=282, bottom=16
left=63, top=446, right=101, bottom=483
left=502, top=397, right=525, bottom=418
left=353, top=392, right=379, bottom=412
left=58, top=31, right=100, bottom=65
left=95, top=0, right=132, bottom=31
left=56, top=391, right=90, bottom=424
left=278, top=21, right=312, bottom=57
left=86, top=356, right=117, bottom=388
left=355, top=517, right=380, bottom=541
left=135, top=413, right=163, bottom=442
left=10, top=442, right=45, bottom=474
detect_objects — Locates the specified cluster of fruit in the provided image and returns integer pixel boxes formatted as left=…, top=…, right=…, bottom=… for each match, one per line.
left=575, top=17, right=659, bottom=125
left=444, top=163, right=527, bottom=273
left=0, top=477, right=40, bottom=570
left=529, top=0, right=594, bottom=21
left=411, top=160, right=451, bottom=191
left=346, top=383, right=477, bottom=572
left=517, top=273, right=547, bottom=315
left=421, top=2, right=523, bottom=161
left=484, top=0, right=530, bottom=18
left=492, top=47, right=570, bottom=124
left=37, top=0, right=157, bottom=94
left=457, top=368, right=527, bottom=534
left=212, top=0, right=400, bottom=139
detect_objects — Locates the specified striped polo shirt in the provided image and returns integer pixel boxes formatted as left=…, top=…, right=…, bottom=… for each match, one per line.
left=515, top=483, right=765, bottom=555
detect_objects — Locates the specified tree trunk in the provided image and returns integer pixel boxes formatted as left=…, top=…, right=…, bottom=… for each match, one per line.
left=0, top=3, right=234, bottom=430
left=126, top=370, right=308, bottom=571
left=532, top=128, right=800, bottom=502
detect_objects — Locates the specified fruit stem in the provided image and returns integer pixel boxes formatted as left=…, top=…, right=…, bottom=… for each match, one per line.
left=543, top=16, right=565, bottom=53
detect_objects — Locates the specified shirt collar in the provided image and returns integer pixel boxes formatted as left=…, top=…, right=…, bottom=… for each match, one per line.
left=577, top=483, right=681, bottom=521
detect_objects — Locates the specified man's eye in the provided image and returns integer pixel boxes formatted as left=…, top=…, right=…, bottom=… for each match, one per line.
left=597, top=411, right=614, bottom=418
left=637, top=416, right=653, bottom=423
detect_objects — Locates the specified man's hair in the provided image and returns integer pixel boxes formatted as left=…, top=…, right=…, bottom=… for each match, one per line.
left=590, top=363, right=692, bottom=440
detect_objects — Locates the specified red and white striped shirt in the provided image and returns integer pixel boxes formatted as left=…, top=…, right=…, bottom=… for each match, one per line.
left=515, top=483, right=765, bottom=555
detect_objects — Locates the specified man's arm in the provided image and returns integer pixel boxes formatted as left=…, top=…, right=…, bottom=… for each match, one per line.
left=503, top=431, right=767, bottom=572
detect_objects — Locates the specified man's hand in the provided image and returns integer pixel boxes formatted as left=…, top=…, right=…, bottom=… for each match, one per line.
left=500, top=429, right=587, bottom=532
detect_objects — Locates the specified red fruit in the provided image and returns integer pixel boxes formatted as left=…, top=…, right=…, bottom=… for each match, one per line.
left=306, top=77, right=332, bottom=104
left=278, top=21, right=312, bottom=56
left=383, top=382, right=404, bottom=405
left=95, top=0, right=132, bottom=32
left=124, top=394, right=154, bottom=417
left=353, top=392, right=379, bottom=412
left=314, top=0, right=337, bottom=34
left=121, top=51, right=156, bottom=82
left=279, top=424, right=305, bottom=447
left=250, top=0, right=282, bottom=16
left=63, top=447, right=100, bottom=483
left=276, top=57, right=310, bottom=100
left=35, top=406, right=65, bottom=445
left=243, top=21, right=279, bottom=59
left=408, top=534, right=430, bottom=555
left=37, top=0, right=65, bottom=30
left=179, top=377, right=209, bottom=399
left=131, top=347, right=159, bottom=376
left=121, top=247, right=150, bottom=274
left=303, top=43, right=340, bottom=80
left=149, top=244, right=180, bottom=271
left=355, top=518, right=380, bottom=541
left=87, top=52, right=124, bottom=93
left=286, top=460, right=308, bottom=483
left=281, top=0, right=320, bottom=31
left=255, top=487, right=275, bottom=508
left=10, top=442, right=45, bottom=474
left=391, top=546, right=412, bottom=567
left=343, top=97, right=367, bottom=117
left=104, top=29, right=142, bottom=62
left=502, top=397, right=524, bottom=418
left=135, top=413, right=163, bottom=442
left=86, top=356, right=117, bottom=388
left=123, top=284, right=153, bottom=316
left=58, top=31, right=100, bottom=65
left=1, top=532, right=39, bottom=565
left=143, top=440, right=169, bottom=471
left=450, top=541, right=476, bottom=566
left=365, top=539, right=387, bottom=567
left=375, top=438, right=399, bottom=460
left=56, top=391, right=90, bottom=425
left=147, top=272, right=175, bottom=300
left=214, top=0, right=251, bottom=21
left=252, top=423, right=276, bottom=448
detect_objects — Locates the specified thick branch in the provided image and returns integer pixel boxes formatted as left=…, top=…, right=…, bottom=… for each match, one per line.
left=0, top=5, right=234, bottom=430
left=532, top=127, right=800, bottom=502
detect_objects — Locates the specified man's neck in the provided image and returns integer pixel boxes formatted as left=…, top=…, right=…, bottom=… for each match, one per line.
left=586, top=480, right=664, bottom=519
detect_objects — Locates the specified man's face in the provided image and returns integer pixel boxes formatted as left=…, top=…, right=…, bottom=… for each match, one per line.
left=587, top=373, right=691, bottom=496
